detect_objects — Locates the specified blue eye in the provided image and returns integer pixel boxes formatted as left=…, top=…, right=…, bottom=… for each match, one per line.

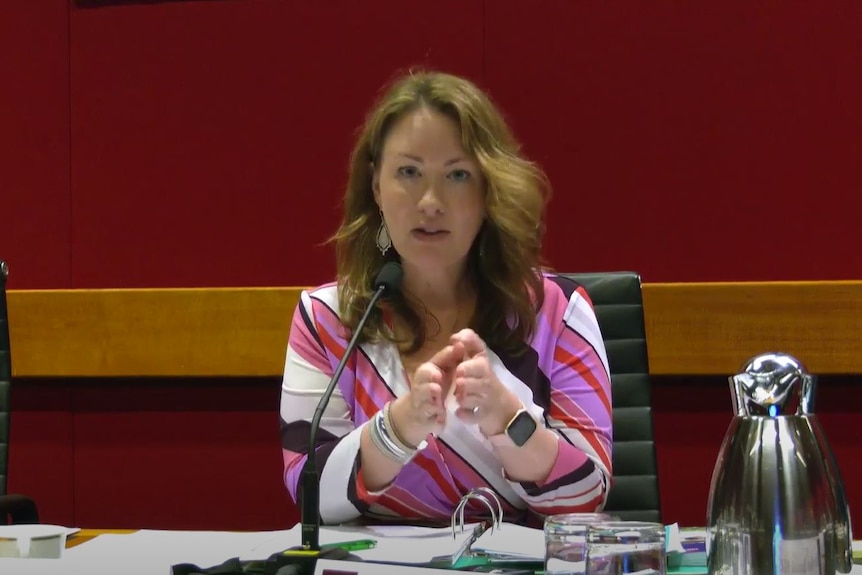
left=449, top=169, right=471, bottom=182
left=397, top=166, right=420, bottom=178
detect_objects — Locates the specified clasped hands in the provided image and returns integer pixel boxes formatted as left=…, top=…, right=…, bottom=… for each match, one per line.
left=390, top=328, right=522, bottom=448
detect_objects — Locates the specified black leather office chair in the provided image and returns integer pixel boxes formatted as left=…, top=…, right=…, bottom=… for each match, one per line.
left=0, top=260, right=40, bottom=524
left=562, top=272, right=661, bottom=522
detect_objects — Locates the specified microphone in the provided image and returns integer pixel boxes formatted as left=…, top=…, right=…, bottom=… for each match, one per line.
left=173, top=265, right=404, bottom=575
left=299, top=261, right=403, bottom=551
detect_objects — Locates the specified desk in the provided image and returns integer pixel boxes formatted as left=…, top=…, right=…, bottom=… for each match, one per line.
left=66, top=528, right=135, bottom=548
left=63, top=529, right=862, bottom=574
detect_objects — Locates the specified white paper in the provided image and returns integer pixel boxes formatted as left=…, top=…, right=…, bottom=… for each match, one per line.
left=664, top=522, right=687, bottom=555
left=314, top=557, right=455, bottom=575
left=61, top=528, right=297, bottom=574
left=362, top=523, right=477, bottom=538
left=4, top=530, right=862, bottom=575
left=470, top=522, right=545, bottom=560
left=34, top=522, right=479, bottom=573
left=320, top=523, right=479, bottom=565
left=0, top=559, right=69, bottom=575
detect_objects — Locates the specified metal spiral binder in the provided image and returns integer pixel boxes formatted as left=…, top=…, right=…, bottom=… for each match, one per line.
left=451, top=487, right=503, bottom=538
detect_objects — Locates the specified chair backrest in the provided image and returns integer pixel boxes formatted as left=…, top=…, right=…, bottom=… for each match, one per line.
left=561, top=271, right=661, bottom=522
left=0, top=260, right=11, bottom=496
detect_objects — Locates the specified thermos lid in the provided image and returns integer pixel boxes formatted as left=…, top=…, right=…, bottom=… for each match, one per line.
left=730, top=352, right=815, bottom=416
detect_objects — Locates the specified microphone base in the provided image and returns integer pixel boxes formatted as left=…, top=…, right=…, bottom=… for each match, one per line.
left=276, top=546, right=359, bottom=575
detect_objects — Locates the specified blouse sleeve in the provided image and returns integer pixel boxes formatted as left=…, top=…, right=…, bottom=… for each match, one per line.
left=508, top=280, right=614, bottom=515
left=279, top=290, right=390, bottom=525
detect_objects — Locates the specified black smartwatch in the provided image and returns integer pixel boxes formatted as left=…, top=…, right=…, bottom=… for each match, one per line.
left=487, top=407, right=538, bottom=448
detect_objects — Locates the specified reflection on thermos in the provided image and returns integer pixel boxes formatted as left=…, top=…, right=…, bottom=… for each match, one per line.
left=706, top=352, right=852, bottom=574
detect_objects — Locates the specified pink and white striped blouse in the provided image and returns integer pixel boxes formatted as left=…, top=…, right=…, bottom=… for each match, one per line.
left=279, top=273, right=613, bottom=526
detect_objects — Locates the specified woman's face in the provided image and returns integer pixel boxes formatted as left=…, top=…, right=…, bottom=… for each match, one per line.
left=373, top=106, right=485, bottom=276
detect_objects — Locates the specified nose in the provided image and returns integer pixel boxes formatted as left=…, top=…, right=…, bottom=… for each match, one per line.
left=417, top=181, right=444, bottom=215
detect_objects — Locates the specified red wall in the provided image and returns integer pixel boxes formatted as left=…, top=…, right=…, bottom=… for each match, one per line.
left=3, top=1, right=862, bottom=290
left=2, top=1, right=861, bottom=530
left=10, top=376, right=862, bottom=531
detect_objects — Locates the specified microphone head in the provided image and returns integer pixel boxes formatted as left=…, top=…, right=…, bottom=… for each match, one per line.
left=373, top=261, right=403, bottom=294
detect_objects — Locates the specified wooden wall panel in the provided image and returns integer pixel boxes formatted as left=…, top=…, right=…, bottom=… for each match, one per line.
left=643, top=281, right=862, bottom=375
left=7, top=288, right=302, bottom=378
left=9, top=281, right=862, bottom=377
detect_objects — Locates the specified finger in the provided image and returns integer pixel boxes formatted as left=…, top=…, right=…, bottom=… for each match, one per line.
left=418, top=396, right=443, bottom=416
left=426, top=382, right=442, bottom=404
left=454, top=387, right=484, bottom=409
left=451, top=341, right=466, bottom=363
left=421, top=397, right=446, bottom=422
left=426, top=402, right=447, bottom=425
left=454, top=374, right=486, bottom=396
left=428, top=343, right=465, bottom=371
left=450, top=329, right=486, bottom=357
left=455, top=357, right=487, bottom=379
left=414, top=385, right=445, bottom=422
left=413, top=363, right=443, bottom=387
left=450, top=328, right=476, bottom=342
left=455, top=405, right=482, bottom=423
left=453, top=378, right=468, bottom=401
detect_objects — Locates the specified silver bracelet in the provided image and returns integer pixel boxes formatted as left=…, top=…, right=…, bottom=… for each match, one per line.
left=383, top=402, right=417, bottom=452
left=379, top=410, right=414, bottom=460
left=370, top=411, right=413, bottom=464
left=367, top=412, right=392, bottom=460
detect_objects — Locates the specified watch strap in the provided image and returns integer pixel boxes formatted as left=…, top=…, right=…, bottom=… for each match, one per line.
left=485, top=407, right=531, bottom=448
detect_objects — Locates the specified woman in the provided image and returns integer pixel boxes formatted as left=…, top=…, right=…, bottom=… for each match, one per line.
left=280, top=70, right=612, bottom=526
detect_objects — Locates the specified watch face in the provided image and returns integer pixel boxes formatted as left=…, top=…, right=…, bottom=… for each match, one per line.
left=507, top=410, right=537, bottom=447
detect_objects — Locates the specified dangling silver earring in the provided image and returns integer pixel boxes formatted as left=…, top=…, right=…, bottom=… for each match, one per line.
left=376, top=213, right=392, bottom=255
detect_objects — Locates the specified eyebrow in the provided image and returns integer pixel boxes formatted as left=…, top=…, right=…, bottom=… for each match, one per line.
left=397, top=153, right=468, bottom=166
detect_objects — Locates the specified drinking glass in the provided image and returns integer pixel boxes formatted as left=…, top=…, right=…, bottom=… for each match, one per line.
left=544, top=513, right=617, bottom=575
left=585, top=521, right=666, bottom=575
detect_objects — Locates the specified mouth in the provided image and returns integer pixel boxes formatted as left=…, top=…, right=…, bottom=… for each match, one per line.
left=412, top=227, right=449, bottom=236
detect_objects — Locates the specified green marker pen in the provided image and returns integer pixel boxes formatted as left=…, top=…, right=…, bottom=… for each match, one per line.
left=320, top=538, right=377, bottom=552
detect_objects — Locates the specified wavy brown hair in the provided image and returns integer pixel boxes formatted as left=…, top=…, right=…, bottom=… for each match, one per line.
left=331, top=70, right=550, bottom=354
